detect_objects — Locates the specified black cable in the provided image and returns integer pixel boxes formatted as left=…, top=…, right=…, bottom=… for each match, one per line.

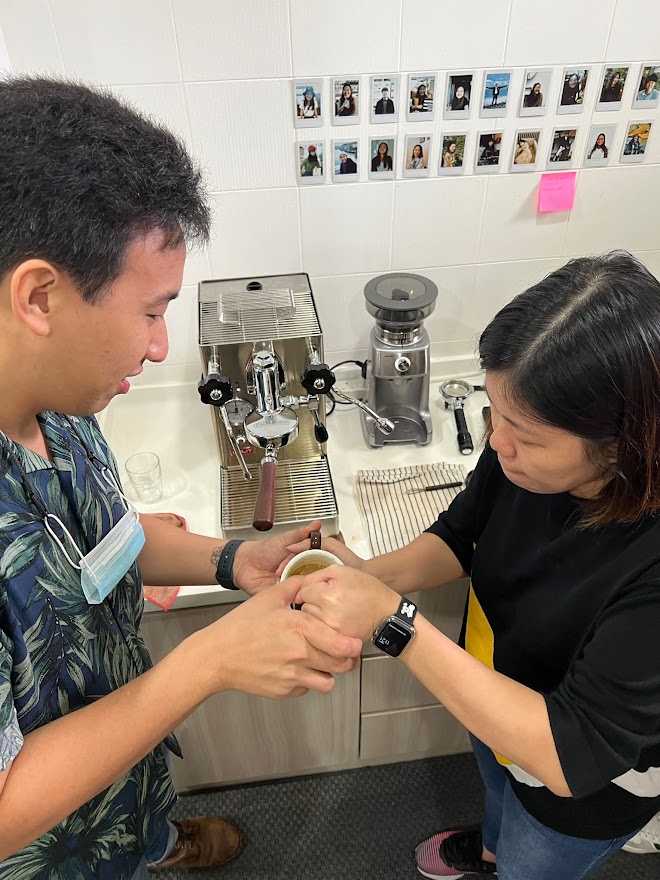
left=325, top=359, right=368, bottom=416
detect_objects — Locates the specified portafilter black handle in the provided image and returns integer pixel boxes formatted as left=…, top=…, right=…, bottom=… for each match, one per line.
left=453, top=407, right=474, bottom=455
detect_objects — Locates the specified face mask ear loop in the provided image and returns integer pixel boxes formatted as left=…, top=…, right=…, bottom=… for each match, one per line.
left=44, top=514, right=84, bottom=570
left=100, top=467, right=140, bottom=520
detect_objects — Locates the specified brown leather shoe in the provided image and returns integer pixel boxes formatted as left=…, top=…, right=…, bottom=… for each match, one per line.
left=150, top=817, right=243, bottom=871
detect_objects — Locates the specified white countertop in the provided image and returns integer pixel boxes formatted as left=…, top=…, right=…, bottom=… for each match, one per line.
left=100, top=370, right=487, bottom=612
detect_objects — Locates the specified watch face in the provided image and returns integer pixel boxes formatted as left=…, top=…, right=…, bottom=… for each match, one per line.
left=374, top=619, right=413, bottom=657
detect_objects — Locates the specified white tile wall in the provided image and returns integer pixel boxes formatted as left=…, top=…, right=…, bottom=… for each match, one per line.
left=0, top=0, right=658, bottom=367
left=504, top=1, right=617, bottom=66
left=606, top=1, right=659, bottom=62
left=400, top=0, right=510, bottom=71
left=0, top=22, right=11, bottom=72
left=207, top=189, right=302, bottom=278
left=0, top=0, right=64, bottom=74
left=172, top=0, right=292, bottom=81
left=50, top=0, right=181, bottom=83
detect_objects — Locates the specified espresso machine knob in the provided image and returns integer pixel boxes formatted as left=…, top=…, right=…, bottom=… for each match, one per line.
left=198, top=373, right=233, bottom=407
left=301, top=364, right=335, bottom=395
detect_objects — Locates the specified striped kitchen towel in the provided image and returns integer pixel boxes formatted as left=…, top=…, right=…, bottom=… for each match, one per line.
left=356, top=462, right=467, bottom=556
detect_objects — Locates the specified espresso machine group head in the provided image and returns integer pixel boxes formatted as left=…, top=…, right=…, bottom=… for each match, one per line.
left=361, top=272, right=439, bottom=447
left=197, top=274, right=362, bottom=538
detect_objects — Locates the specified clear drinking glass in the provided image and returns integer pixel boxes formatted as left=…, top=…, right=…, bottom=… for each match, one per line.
left=125, top=452, right=163, bottom=503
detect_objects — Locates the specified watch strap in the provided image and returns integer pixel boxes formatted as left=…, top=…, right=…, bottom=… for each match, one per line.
left=394, top=596, right=417, bottom=625
left=215, top=539, right=245, bottom=590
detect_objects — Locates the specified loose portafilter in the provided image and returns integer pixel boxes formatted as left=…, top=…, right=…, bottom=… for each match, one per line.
left=440, top=379, right=476, bottom=455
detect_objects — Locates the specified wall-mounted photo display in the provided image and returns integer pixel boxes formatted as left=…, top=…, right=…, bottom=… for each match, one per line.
left=557, top=68, right=589, bottom=114
left=407, top=74, right=436, bottom=119
left=439, top=133, right=467, bottom=175
left=621, top=121, right=653, bottom=164
left=403, top=135, right=432, bottom=178
left=632, top=64, right=660, bottom=109
left=583, top=124, right=617, bottom=168
left=296, top=141, right=325, bottom=184
left=511, top=129, right=541, bottom=172
left=371, top=75, right=399, bottom=122
left=294, top=80, right=323, bottom=128
left=480, top=70, right=512, bottom=118
left=548, top=128, right=577, bottom=168
left=520, top=68, right=551, bottom=117
left=369, top=137, right=395, bottom=179
left=333, top=77, right=360, bottom=124
left=596, top=66, right=628, bottom=111
left=475, top=131, right=503, bottom=173
left=332, top=139, right=359, bottom=182
left=444, top=72, right=473, bottom=120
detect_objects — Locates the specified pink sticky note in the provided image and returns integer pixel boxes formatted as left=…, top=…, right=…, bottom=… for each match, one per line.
left=538, top=172, right=577, bottom=213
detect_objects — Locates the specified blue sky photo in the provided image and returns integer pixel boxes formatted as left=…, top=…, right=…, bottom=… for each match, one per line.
left=483, top=72, right=510, bottom=107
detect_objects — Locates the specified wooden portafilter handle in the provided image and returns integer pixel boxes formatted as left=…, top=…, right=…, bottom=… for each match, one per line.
left=253, top=460, right=277, bottom=531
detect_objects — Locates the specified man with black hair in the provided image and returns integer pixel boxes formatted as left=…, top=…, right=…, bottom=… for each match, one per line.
left=0, top=76, right=360, bottom=879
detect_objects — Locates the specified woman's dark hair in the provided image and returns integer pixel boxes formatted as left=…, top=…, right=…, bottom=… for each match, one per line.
left=479, top=251, right=660, bottom=527
left=0, top=75, right=210, bottom=302
left=588, top=134, right=608, bottom=158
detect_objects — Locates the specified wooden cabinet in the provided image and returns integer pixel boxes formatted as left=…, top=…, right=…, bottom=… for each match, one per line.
left=140, top=579, right=470, bottom=791
left=140, top=601, right=360, bottom=790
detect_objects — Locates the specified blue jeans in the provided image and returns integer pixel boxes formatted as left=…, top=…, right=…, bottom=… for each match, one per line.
left=471, top=735, right=638, bottom=880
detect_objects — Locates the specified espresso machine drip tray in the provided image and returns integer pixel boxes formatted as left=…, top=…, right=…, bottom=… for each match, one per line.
left=220, top=458, right=336, bottom=535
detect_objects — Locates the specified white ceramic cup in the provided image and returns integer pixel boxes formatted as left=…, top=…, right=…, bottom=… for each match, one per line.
left=280, top=548, right=343, bottom=581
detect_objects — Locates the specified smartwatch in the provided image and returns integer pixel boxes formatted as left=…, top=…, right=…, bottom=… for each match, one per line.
left=214, top=539, right=245, bottom=590
left=372, top=597, right=417, bottom=657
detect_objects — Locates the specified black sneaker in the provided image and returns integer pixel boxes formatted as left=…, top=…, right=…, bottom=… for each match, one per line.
left=415, top=825, right=497, bottom=878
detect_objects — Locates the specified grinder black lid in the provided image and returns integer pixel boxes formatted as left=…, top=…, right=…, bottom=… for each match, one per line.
left=364, top=272, right=438, bottom=329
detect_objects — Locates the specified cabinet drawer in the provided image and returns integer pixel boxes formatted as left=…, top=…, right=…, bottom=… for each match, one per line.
left=361, top=654, right=438, bottom=712
left=360, top=704, right=471, bottom=761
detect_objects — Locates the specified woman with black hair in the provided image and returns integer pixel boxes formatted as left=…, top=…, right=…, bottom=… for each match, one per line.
left=336, top=82, right=357, bottom=117
left=371, top=142, right=393, bottom=172
left=588, top=132, right=609, bottom=160
left=291, top=252, right=660, bottom=879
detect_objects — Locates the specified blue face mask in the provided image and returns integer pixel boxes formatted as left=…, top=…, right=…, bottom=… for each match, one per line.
left=45, top=470, right=145, bottom=605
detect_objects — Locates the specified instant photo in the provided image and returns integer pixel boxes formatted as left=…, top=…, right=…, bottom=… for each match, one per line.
left=332, top=140, right=359, bottom=182
left=511, top=130, right=541, bottom=172
left=520, top=68, right=551, bottom=117
left=296, top=141, right=325, bottom=184
left=371, top=75, right=399, bottom=123
left=444, top=72, right=473, bottom=120
left=403, top=135, right=431, bottom=178
left=475, top=132, right=503, bottom=174
left=407, top=74, right=435, bottom=120
left=632, top=64, right=660, bottom=109
left=294, top=80, right=323, bottom=128
left=548, top=128, right=577, bottom=169
left=596, top=67, right=628, bottom=111
left=557, top=68, right=589, bottom=114
left=621, top=121, right=653, bottom=164
left=583, top=124, right=617, bottom=168
left=480, top=71, right=512, bottom=118
left=439, top=134, right=467, bottom=175
left=369, top=137, right=395, bottom=180
left=333, top=77, right=360, bottom=125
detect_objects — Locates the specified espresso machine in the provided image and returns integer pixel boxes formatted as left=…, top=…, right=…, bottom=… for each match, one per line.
left=361, top=272, right=438, bottom=447
left=198, top=273, right=380, bottom=538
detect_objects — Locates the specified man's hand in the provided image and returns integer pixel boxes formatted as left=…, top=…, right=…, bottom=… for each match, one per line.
left=232, top=521, right=325, bottom=595
left=299, top=566, right=399, bottom=642
left=199, top=578, right=362, bottom=699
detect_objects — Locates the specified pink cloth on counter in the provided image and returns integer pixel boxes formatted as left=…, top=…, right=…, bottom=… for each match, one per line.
left=143, top=513, right=185, bottom=611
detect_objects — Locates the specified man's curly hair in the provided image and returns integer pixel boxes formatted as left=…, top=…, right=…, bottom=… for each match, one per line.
left=0, top=76, right=210, bottom=301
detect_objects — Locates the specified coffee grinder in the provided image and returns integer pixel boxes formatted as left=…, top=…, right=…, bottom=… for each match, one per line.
left=361, top=272, right=438, bottom=447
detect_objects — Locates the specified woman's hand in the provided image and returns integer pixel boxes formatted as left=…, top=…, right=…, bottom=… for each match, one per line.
left=233, top=521, right=325, bottom=595
left=299, top=566, right=399, bottom=642
left=276, top=534, right=366, bottom=578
